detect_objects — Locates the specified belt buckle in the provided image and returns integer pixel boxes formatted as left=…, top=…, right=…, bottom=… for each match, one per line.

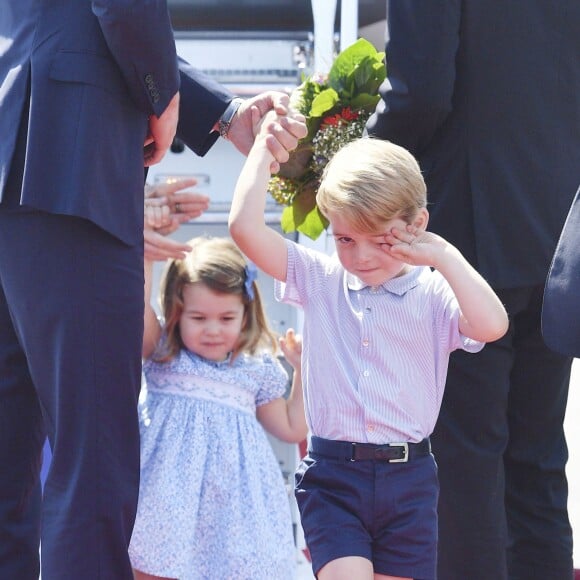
left=387, top=442, right=409, bottom=463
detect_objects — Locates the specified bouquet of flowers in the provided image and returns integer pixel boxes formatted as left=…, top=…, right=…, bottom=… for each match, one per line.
left=269, top=38, right=386, bottom=240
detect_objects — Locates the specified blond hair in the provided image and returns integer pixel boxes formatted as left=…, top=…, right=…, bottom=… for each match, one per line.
left=317, top=138, right=427, bottom=232
left=155, top=236, right=277, bottom=362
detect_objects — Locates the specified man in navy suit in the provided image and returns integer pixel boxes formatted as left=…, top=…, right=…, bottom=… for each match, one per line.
left=367, top=1, right=580, bottom=578
left=0, top=2, right=304, bottom=579
left=543, top=186, right=580, bottom=359
left=0, top=3, right=179, bottom=579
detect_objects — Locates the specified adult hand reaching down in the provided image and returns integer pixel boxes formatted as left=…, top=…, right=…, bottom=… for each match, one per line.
left=144, top=178, right=209, bottom=261
left=144, top=177, right=209, bottom=234
left=144, top=230, right=192, bottom=262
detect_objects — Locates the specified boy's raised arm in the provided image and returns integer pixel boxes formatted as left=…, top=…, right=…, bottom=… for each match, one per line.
left=229, top=111, right=289, bottom=282
left=386, top=224, right=508, bottom=343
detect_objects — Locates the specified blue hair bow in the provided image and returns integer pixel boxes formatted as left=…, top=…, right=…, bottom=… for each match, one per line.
left=244, top=263, right=258, bottom=301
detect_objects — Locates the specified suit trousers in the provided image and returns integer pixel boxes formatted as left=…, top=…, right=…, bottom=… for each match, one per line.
left=0, top=206, right=144, bottom=579
left=432, top=285, right=573, bottom=580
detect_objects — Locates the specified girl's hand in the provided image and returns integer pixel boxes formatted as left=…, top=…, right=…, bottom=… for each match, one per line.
left=382, top=224, right=449, bottom=268
left=279, top=328, right=302, bottom=370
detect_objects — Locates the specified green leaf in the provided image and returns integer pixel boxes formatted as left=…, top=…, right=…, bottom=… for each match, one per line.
left=280, top=205, right=298, bottom=233
left=279, top=183, right=329, bottom=240
left=310, top=88, right=339, bottom=118
left=328, top=39, right=380, bottom=89
left=296, top=207, right=329, bottom=240
left=291, top=181, right=319, bottom=224
left=350, top=93, right=381, bottom=111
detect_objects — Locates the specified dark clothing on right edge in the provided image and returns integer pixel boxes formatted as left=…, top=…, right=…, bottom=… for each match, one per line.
left=543, top=185, right=580, bottom=358
left=367, top=1, right=580, bottom=578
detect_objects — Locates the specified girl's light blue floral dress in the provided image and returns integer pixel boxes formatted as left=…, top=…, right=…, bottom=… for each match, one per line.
left=129, top=349, right=296, bottom=580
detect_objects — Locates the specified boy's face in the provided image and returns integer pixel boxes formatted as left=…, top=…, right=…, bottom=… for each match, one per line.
left=327, top=210, right=415, bottom=286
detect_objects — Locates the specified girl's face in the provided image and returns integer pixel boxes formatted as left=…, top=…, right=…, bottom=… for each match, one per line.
left=327, top=210, right=414, bottom=286
left=179, top=283, right=245, bottom=362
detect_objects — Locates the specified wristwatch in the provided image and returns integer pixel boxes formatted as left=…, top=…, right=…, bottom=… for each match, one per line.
left=218, top=98, right=244, bottom=140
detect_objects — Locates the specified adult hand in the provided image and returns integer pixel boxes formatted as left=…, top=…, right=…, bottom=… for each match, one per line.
left=144, top=91, right=180, bottom=166
left=144, top=229, right=192, bottom=261
left=143, top=178, right=209, bottom=260
left=145, top=177, right=209, bottom=234
left=227, top=91, right=307, bottom=167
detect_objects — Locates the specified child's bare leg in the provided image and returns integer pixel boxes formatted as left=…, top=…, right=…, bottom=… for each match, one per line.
left=318, top=556, right=374, bottom=580
left=318, top=557, right=412, bottom=580
left=133, top=569, right=175, bottom=580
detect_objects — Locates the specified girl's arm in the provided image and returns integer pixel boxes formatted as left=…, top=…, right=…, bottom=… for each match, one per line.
left=142, top=259, right=162, bottom=359
left=257, top=329, right=308, bottom=443
left=228, top=110, right=289, bottom=282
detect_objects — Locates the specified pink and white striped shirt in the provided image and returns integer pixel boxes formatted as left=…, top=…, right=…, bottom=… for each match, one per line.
left=275, top=239, right=484, bottom=444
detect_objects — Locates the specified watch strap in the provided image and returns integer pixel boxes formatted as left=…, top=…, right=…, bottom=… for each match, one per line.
left=218, top=98, right=244, bottom=139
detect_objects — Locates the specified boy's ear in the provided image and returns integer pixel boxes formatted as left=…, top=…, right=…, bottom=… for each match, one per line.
left=413, top=207, right=429, bottom=231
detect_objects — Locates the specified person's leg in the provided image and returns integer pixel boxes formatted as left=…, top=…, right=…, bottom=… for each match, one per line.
left=0, top=92, right=46, bottom=579
left=0, top=282, right=45, bottom=580
left=505, top=286, right=573, bottom=580
left=317, top=556, right=412, bottom=579
left=0, top=208, right=143, bottom=579
left=431, top=288, right=533, bottom=580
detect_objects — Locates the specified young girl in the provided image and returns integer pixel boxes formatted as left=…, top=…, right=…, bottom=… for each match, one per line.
left=129, top=236, right=307, bottom=580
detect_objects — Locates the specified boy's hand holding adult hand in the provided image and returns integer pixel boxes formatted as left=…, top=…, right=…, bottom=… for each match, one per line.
left=227, top=91, right=307, bottom=167
left=251, top=108, right=294, bottom=173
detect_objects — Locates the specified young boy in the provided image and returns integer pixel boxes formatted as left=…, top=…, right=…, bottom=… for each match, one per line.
left=229, top=120, right=508, bottom=580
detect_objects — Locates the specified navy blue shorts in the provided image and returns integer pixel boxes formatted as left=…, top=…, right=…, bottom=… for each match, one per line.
left=295, top=437, right=439, bottom=579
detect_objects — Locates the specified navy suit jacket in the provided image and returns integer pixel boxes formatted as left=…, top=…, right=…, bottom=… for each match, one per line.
left=543, top=186, right=580, bottom=358
left=0, top=0, right=231, bottom=246
left=366, top=0, right=580, bottom=289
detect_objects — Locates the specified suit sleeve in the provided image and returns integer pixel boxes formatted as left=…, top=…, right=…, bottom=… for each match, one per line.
left=92, top=0, right=180, bottom=117
left=176, top=57, right=234, bottom=157
left=366, top=0, right=461, bottom=155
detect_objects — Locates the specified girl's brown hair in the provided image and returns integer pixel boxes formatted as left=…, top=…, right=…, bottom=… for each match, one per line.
left=154, top=236, right=277, bottom=362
